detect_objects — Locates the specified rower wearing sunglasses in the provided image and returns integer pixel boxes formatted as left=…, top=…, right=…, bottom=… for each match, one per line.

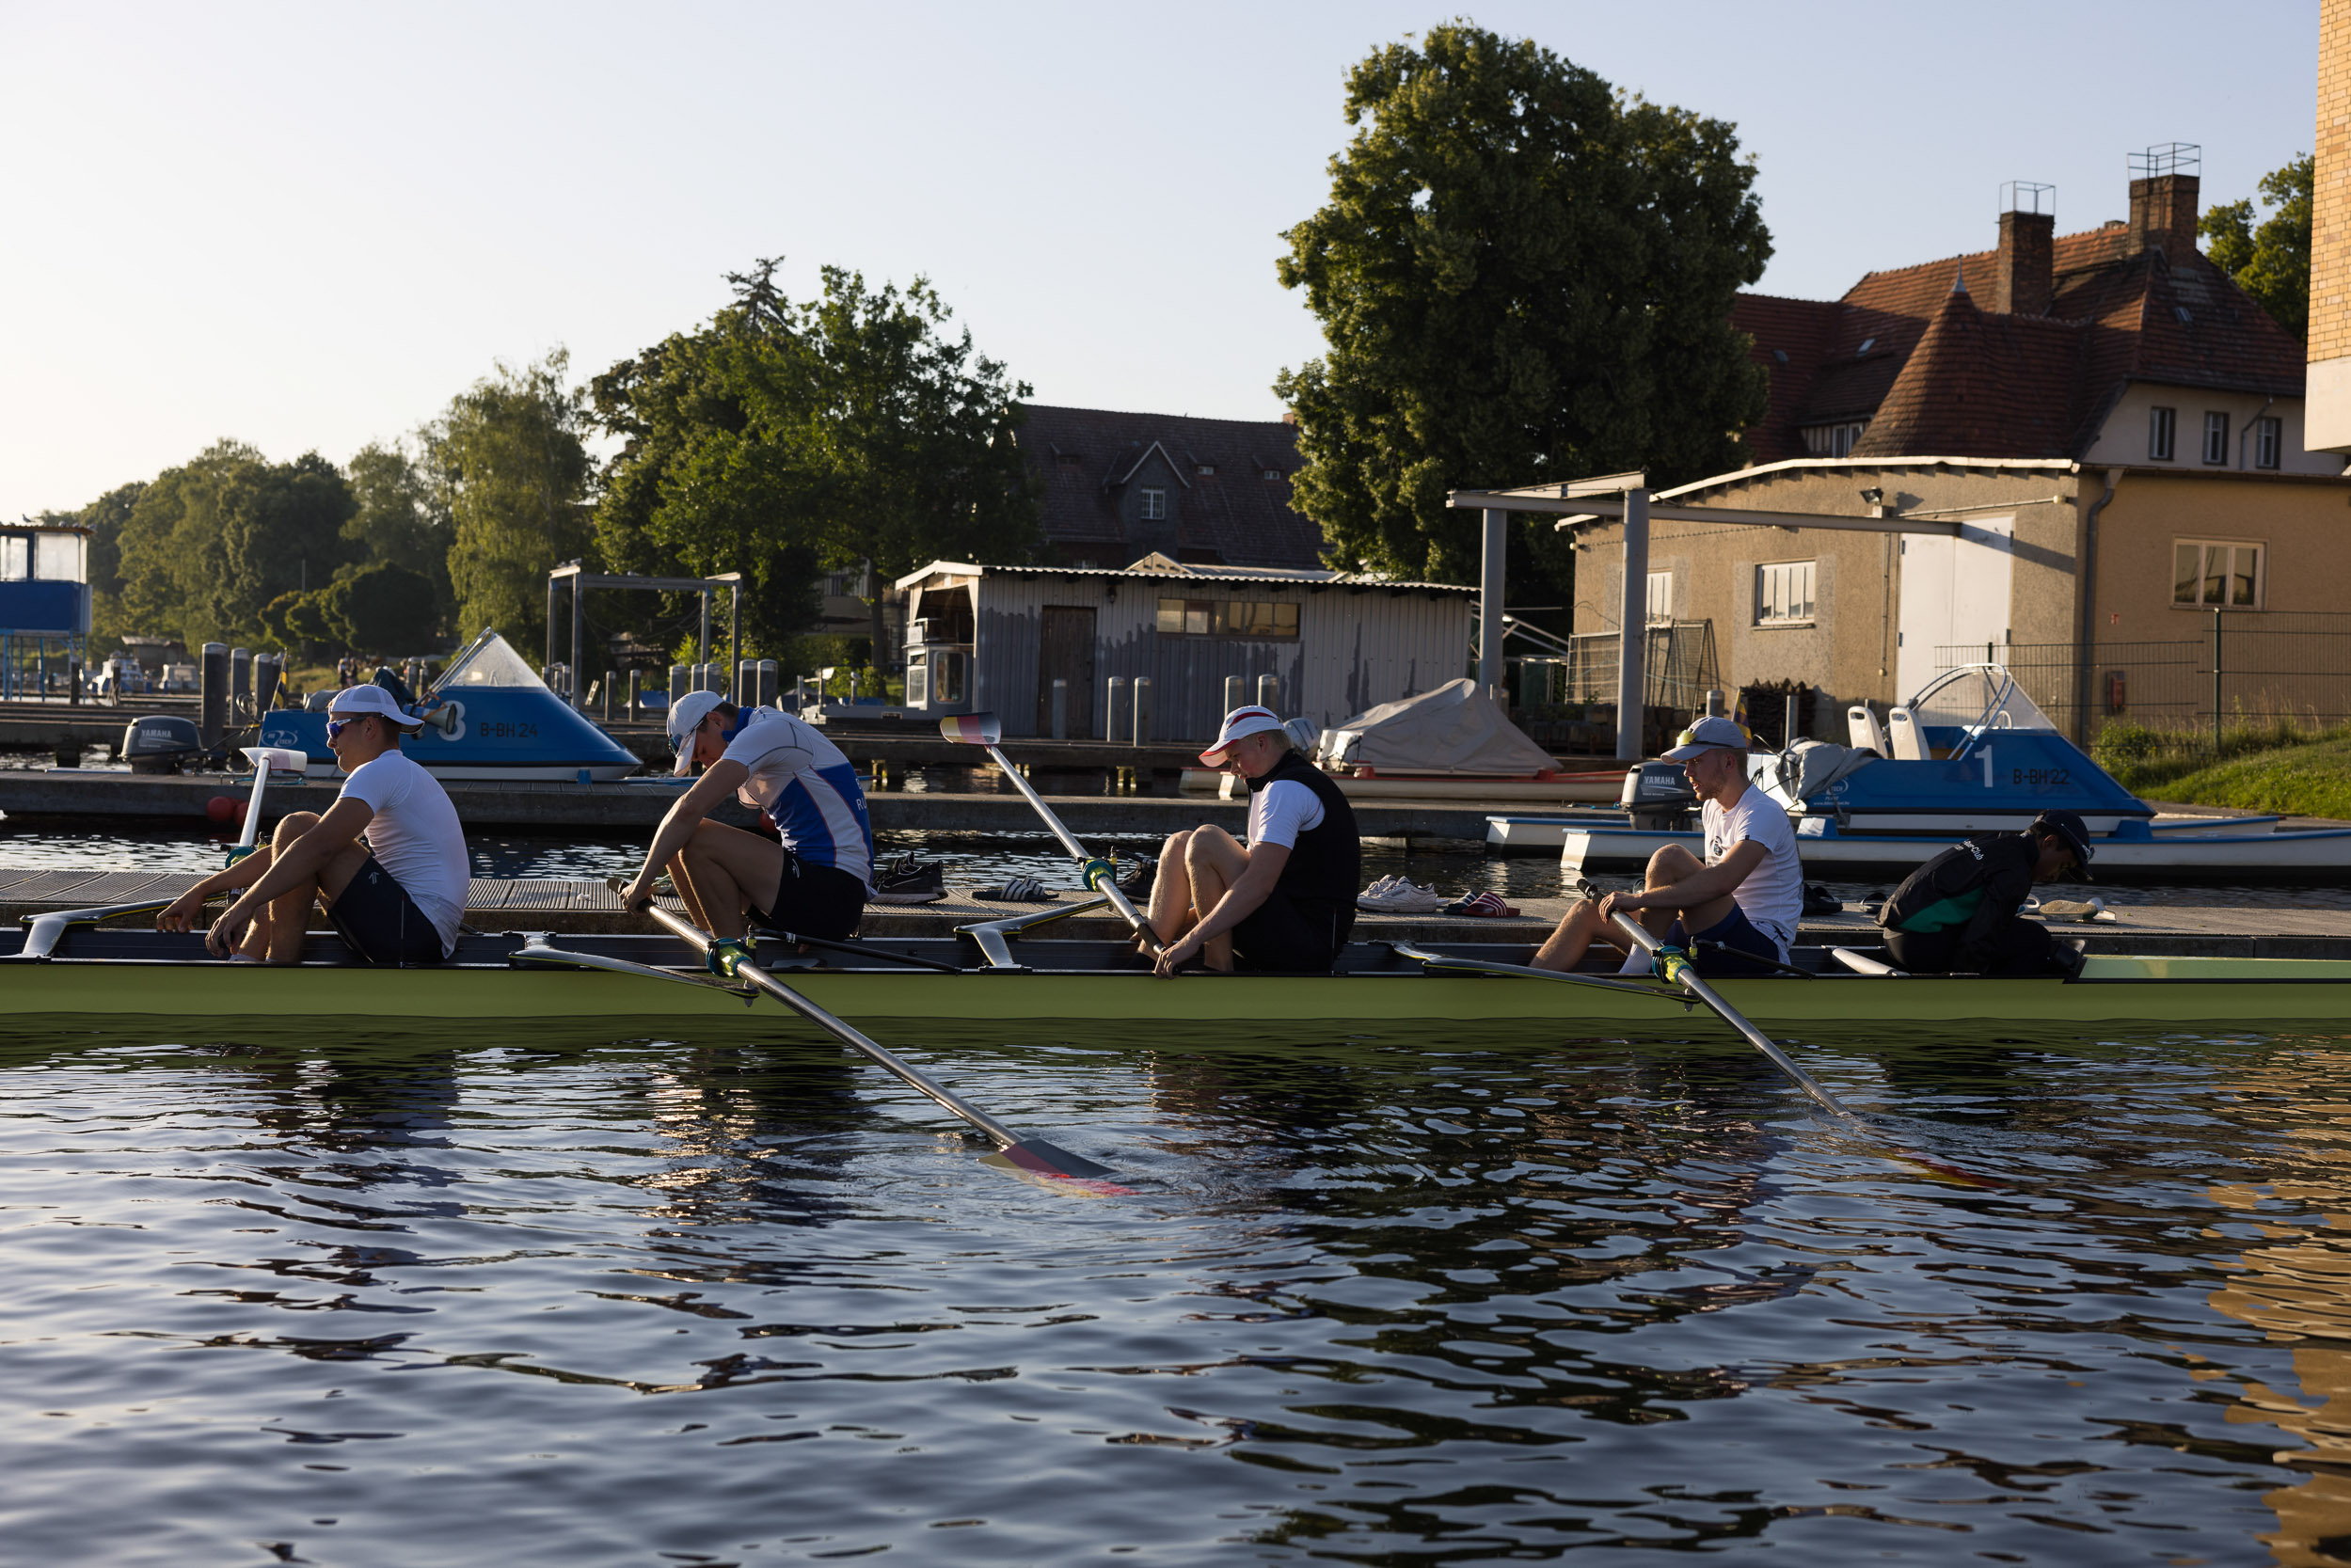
left=159, top=684, right=468, bottom=964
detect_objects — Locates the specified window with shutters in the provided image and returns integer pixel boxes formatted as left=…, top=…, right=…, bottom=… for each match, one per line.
left=1755, top=561, right=1816, bottom=626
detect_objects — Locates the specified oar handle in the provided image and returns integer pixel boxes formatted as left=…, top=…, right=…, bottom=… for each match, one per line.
left=985, top=742, right=1162, bottom=958
left=1606, top=908, right=1851, bottom=1117
left=640, top=902, right=1025, bottom=1148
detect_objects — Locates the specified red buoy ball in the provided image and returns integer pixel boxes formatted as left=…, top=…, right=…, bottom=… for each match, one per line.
left=205, top=795, right=239, bottom=826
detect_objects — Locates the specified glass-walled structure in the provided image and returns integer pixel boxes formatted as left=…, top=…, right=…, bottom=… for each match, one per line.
left=0, top=526, right=91, bottom=701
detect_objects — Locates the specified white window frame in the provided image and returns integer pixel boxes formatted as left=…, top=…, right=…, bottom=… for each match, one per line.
left=2256, top=416, right=2282, bottom=469
left=2150, top=405, right=2177, bottom=461
left=1644, top=570, right=1673, bottom=625
left=1800, top=420, right=1867, bottom=458
left=1139, top=487, right=1167, bottom=521
left=2202, top=411, right=2230, bottom=466
left=1755, top=559, right=1817, bottom=626
left=2171, top=538, right=2265, bottom=610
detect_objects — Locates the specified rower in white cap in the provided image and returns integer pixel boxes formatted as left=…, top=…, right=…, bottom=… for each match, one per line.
left=159, top=682, right=469, bottom=964
left=1532, top=714, right=1801, bottom=977
left=1144, top=705, right=1361, bottom=975
left=617, top=689, right=874, bottom=943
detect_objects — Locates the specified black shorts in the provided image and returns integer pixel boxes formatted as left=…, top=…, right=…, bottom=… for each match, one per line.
left=326, top=856, right=450, bottom=965
left=1663, top=904, right=1786, bottom=977
left=1231, top=893, right=1353, bottom=974
left=748, top=851, right=866, bottom=942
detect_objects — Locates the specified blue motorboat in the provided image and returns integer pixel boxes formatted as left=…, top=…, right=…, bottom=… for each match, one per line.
left=1485, top=664, right=2351, bottom=882
left=259, top=629, right=644, bottom=782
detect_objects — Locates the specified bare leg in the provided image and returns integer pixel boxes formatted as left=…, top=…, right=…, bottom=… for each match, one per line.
left=1182, top=826, right=1251, bottom=973
left=1533, top=845, right=1714, bottom=972
left=1146, top=829, right=1197, bottom=945
left=247, top=812, right=370, bottom=963
left=1642, top=844, right=1735, bottom=938
left=674, top=819, right=786, bottom=941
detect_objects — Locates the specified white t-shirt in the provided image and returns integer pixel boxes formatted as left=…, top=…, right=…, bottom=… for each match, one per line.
left=1703, top=784, right=1803, bottom=957
left=337, top=751, right=469, bottom=956
left=1247, top=778, right=1325, bottom=849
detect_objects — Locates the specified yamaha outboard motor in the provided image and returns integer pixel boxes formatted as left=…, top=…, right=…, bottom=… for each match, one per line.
left=1620, top=761, right=1697, bottom=832
left=120, top=715, right=203, bottom=775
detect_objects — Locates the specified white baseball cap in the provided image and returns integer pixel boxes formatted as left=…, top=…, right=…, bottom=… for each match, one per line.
left=1199, top=705, right=1286, bottom=767
left=669, top=689, right=729, bottom=775
left=1661, top=715, right=1752, bottom=760
left=326, top=683, right=426, bottom=732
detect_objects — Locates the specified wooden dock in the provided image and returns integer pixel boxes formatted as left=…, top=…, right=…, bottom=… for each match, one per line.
left=0, top=865, right=2339, bottom=957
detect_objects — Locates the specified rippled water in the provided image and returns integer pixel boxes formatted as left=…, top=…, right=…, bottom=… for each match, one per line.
left=4, top=1017, right=2350, bottom=1562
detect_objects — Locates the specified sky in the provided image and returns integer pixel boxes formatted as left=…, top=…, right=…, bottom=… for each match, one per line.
left=0, top=0, right=2324, bottom=519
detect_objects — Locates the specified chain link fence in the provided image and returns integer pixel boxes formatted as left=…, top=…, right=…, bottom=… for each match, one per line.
left=1938, top=610, right=2351, bottom=740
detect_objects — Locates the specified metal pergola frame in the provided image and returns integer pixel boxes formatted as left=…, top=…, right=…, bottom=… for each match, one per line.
left=1450, top=480, right=1966, bottom=760
left=547, top=563, right=745, bottom=711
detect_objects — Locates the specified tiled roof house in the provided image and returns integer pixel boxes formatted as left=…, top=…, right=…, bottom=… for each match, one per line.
left=1016, top=405, right=1326, bottom=571
left=1734, top=155, right=2321, bottom=470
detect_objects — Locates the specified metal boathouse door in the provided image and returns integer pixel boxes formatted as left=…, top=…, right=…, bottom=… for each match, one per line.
left=1036, top=606, right=1097, bottom=738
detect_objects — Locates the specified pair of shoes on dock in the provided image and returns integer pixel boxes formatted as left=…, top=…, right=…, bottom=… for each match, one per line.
left=1358, top=876, right=1445, bottom=913
left=870, top=853, right=946, bottom=905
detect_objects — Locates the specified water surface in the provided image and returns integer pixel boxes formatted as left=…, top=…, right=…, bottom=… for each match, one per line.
left=2, top=1018, right=2347, bottom=1562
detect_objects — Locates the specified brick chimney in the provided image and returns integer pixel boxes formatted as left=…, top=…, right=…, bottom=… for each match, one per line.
left=1994, top=209, right=2054, bottom=314
left=2126, top=144, right=2201, bottom=259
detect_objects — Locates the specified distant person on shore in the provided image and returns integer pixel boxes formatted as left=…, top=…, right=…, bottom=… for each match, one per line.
left=1532, top=715, right=1800, bottom=977
left=1875, top=812, right=2092, bottom=975
left=618, top=690, right=873, bottom=942
left=1146, top=705, right=1360, bottom=975
left=157, top=685, right=467, bottom=964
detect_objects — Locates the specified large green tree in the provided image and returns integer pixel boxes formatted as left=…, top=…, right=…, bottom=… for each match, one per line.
left=592, top=261, right=1039, bottom=658
left=2201, top=152, right=2311, bottom=343
left=344, top=439, right=455, bottom=624
left=114, top=441, right=359, bottom=645
left=1274, top=21, right=1771, bottom=584
left=435, top=352, right=593, bottom=653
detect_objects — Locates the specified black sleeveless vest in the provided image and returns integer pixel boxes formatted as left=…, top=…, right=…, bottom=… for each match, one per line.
left=1248, top=750, right=1360, bottom=908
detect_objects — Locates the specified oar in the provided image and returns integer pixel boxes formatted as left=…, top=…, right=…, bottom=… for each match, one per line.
left=938, top=713, right=1160, bottom=958
left=638, top=901, right=1121, bottom=1185
left=1606, top=910, right=1852, bottom=1117
left=226, top=746, right=308, bottom=866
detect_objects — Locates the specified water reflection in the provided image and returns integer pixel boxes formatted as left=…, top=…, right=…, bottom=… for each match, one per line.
left=0, top=1021, right=2339, bottom=1561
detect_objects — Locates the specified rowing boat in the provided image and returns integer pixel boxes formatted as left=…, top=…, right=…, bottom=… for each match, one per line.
left=4, top=905, right=2347, bottom=1025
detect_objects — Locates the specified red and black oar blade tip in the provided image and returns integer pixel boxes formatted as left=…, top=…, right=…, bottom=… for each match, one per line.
left=938, top=712, right=1002, bottom=746
left=1000, top=1138, right=1117, bottom=1182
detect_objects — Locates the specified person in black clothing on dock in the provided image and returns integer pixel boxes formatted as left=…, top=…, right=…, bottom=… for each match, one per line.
left=1147, top=705, right=1360, bottom=975
left=1876, top=810, right=2095, bottom=975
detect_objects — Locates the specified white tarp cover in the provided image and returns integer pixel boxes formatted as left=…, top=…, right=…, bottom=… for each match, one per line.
left=1320, top=678, right=1559, bottom=776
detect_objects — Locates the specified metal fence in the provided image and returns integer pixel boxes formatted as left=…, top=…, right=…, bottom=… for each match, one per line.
left=1517, top=621, right=1722, bottom=713
left=1937, top=609, right=2351, bottom=739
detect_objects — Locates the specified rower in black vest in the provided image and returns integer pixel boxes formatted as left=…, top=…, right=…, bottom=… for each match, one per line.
left=1147, top=705, right=1362, bottom=974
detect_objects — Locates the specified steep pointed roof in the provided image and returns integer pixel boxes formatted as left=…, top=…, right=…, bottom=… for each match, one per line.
left=1736, top=214, right=2305, bottom=464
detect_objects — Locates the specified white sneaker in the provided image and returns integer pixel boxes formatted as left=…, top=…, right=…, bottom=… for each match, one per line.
left=1357, top=879, right=1446, bottom=912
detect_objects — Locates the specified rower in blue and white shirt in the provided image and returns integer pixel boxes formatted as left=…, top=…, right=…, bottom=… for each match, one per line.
left=619, top=691, right=874, bottom=942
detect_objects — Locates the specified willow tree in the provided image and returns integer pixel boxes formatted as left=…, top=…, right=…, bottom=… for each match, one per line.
left=1275, top=22, right=1771, bottom=584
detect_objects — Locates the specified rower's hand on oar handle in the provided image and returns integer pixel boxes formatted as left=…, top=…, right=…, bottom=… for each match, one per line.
left=616, top=874, right=659, bottom=912
left=1152, top=930, right=1201, bottom=978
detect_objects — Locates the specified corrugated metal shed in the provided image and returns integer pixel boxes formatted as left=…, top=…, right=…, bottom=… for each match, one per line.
left=898, top=560, right=1472, bottom=741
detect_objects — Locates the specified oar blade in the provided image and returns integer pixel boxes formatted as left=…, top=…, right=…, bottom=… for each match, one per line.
left=999, top=1137, right=1129, bottom=1191
left=938, top=712, right=1003, bottom=746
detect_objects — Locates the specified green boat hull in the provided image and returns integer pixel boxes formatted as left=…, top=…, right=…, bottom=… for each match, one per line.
left=3, top=952, right=2348, bottom=1027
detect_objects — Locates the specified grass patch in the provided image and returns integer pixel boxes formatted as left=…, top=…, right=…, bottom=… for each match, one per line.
left=2092, top=717, right=2351, bottom=819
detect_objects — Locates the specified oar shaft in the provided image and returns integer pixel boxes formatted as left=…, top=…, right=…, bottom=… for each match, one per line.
left=236, top=762, right=269, bottom=848
left=643, top=904, right=1023, bottom=1148
left=1607, top=910, right=1851, bottom=1117
left=984, top=741, right=1161, bottom=958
